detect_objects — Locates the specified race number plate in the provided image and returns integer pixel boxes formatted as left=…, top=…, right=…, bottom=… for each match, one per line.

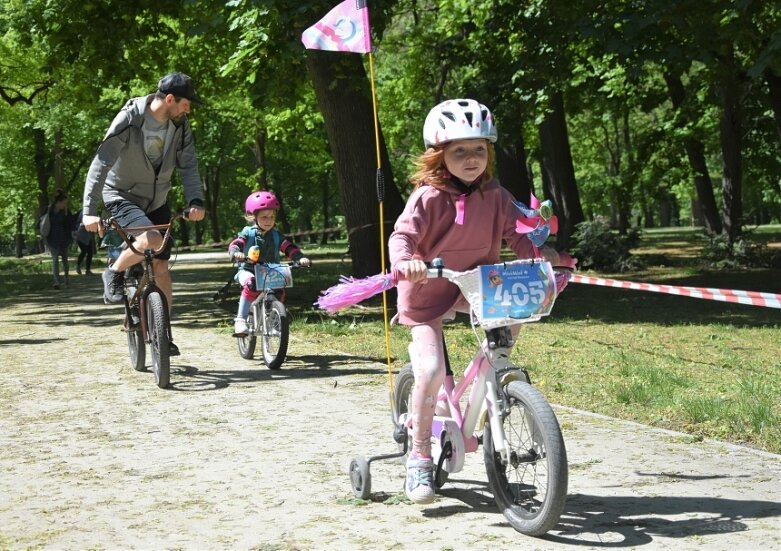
left=478, top=261, right=556, bottom=322
left=254, top=263, right=293, bottom=290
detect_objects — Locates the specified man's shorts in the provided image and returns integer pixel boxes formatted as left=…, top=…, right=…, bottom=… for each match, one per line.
left=105, top=201, right=174, bottom=260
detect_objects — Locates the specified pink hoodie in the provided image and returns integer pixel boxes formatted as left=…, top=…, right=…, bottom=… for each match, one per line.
left=389, top=178, right=536, bottom=325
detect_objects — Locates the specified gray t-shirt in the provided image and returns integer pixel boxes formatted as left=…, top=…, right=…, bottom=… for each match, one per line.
left=143, top=111, right=171, bottom=171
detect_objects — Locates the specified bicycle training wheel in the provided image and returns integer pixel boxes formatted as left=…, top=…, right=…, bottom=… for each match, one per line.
left=260, top=299, right=288, bottom=370
left=127, top=307, right=146, bottom=372
left=237, top=310, right=257, bottom=360
left=483, top=380, right=568, bottom=536
left=146, top=291, right=171, bottom=389
left=349, top=456, right=372, bottom=500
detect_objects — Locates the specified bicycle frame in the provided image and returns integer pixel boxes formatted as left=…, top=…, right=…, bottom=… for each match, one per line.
left=399, top=327, right=519, bottom=475
left=106, top=215, right=182, bottom=334
left=247, top=288, right=279, bottom=333
left=246, top=262, right=294, bottom=330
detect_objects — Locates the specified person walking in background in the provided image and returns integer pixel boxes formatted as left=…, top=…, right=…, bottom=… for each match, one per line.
left=74, top=209, right=96, bottom=275
left=80, top=71, right=206, bottom=357
left=45, top=189, right=76, bottom=290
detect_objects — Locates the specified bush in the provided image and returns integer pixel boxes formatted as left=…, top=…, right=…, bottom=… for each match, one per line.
left=570, top=218, right=643, bottom=272
left=702, top=232, right=778, bottom=269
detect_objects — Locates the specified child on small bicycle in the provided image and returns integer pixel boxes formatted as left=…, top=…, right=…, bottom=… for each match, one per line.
left=388, top=99, right=571, bottom=504
left=228, top=190, right=311, bottom=337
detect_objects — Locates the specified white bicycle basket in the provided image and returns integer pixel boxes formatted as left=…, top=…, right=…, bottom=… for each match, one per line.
left=449, top=260, right=559, bottom=329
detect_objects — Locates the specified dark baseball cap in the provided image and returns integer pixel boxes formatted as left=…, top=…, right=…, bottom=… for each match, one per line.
left=157, top=72, right=204, bottom=105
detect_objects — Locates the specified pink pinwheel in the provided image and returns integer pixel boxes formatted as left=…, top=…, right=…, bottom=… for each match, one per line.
left=514, top=194, right=559, bottom=247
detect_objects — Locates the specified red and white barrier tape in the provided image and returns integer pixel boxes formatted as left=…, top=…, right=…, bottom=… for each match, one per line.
left=569, top=274, right=781, bottom=309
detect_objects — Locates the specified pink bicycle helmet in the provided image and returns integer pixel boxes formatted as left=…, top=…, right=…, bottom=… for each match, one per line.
left=423, top=99, right=497, bottom=148
left=245, top=190, right=280, bottom=215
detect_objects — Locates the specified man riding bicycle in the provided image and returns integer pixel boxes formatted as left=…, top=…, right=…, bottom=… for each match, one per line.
left=81, top=72, right=206, bottom=356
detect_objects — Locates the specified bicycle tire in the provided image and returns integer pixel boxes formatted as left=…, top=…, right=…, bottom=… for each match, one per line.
left=146, top=292, right=171, bottom=389
left=261, top=299, right=288, bottom=370
left=127, top=324, right=146, bottom=372
left=483, top=380, right=567, bottom=536
left=125, top=281, right=146, bottom=372
left=392, top=364, right=414, bottom=460
left=237, top=310, right=257, bottom=359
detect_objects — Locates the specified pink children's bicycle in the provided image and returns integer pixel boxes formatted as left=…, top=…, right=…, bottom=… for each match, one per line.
left=349, top=258, right=571, bottom=536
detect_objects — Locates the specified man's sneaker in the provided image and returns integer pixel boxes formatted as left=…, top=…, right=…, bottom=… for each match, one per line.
left=405, top=456, right=435, bottom=505
left=233, top=317, right=248, bottom=337
left=169, top=341, right=181, bottom=357
left=102, top=268, right=125, bottom=304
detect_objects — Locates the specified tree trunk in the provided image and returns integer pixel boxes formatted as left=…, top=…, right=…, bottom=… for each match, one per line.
left=33, top=127, right=52, bottom=214
left=718, top=67, right=744, bottom=245
left=320, top=172, right=330, bottom=245
left=205, top=163, right=222, bottom=243
left=15, top=209, right=24, bottom=258
left=537, top=90, right=584, bottom=249
left=663, top=71, right=722, bottom=235
left=54, top=129, right=65, bottom=191
left=495, top=138, right=533, bottom=202
left=253, top=122, right=268, bottom=190
left=765, top=68, right=781, bottom=142
left=305, top=51, right=405, bottom=276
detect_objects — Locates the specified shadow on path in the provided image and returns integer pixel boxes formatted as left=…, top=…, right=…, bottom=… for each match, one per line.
left=429, top=482, right=781, bottom=548
left=166, top=353, right=388, bottom=392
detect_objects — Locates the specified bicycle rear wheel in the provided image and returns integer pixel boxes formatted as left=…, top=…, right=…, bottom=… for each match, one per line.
left=392, top=364, right=414, bottom=458
left=146, top=291, right=171, bottom=389
left=237, top=310, right=257, bottom=359
left=261, top=299, right=288, bottom=370
left=392, top=363, right=450, bottom=487
left=483, top=380, right=567, bottom=536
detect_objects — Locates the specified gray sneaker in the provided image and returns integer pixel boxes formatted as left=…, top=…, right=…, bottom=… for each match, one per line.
left=405, top=457, right=435, bottom=504
left=102, top=268, right=125, bottom=304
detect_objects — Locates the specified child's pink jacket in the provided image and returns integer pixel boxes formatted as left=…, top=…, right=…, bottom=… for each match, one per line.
left=389, top=178, right=536, bottom=325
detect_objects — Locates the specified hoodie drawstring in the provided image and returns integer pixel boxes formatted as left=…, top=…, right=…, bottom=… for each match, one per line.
left=455, top=194, right=467, bottom=225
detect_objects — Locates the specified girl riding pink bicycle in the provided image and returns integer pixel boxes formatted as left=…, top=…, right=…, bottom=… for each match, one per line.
left=388, top=98, right=574, bottom=505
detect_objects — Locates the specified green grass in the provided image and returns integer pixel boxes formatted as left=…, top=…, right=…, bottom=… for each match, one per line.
left=3, top=226, right=780, bottom=453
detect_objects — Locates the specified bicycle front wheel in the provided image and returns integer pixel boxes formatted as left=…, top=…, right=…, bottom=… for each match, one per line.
left=146, top=292, right=171, bottom=389
left=261, top=299, right=288, bottom=370
left=483, top=380, right=568, bottom=536
left=127, top=316, right=146, bottom=372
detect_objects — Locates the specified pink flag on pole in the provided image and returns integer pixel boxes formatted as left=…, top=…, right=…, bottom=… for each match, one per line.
left=301, top=0, right=372, bottom=54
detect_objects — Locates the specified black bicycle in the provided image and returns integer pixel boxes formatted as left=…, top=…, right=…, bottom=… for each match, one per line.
left=104, top=212, right=186, bottom=389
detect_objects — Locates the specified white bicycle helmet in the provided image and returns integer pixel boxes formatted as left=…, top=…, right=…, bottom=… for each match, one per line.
left=423, top=99, right=497, bottom=148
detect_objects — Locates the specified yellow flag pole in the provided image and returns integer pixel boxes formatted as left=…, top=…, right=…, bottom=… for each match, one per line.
left=367, top=50, right=395, bottom=404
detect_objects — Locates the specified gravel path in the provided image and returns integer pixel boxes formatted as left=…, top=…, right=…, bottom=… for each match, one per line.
left=1, top=258, right=779, bottom=550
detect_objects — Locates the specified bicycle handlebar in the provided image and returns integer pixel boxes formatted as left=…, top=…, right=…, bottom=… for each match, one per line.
left=102, top=210, right=192, bottom=257
left=412, top=257, right=575, bottom=282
